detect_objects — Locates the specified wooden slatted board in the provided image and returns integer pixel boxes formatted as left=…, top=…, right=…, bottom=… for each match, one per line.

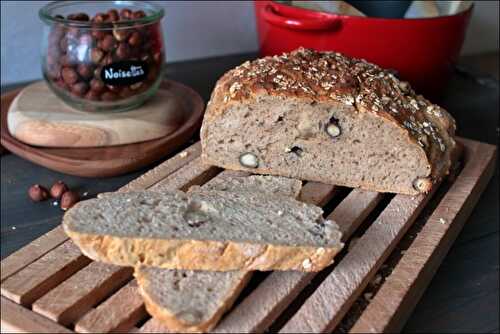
left=0, top=137, right=496, bottom=333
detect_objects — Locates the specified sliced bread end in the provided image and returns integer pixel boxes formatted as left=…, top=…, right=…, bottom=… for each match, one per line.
left=135, top=267, right=251, bottom=333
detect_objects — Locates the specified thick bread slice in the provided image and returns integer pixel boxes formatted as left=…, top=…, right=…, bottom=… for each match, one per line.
left=63, top=190, right=342, bottom=271
left=134, top=174, right=302, bottom=333
left=200, top=48, right=457, bottom=195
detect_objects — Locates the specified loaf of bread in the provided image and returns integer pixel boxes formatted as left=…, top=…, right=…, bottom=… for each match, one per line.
left=135, top=174, right=302, bottom=333
left=63, top=189, right=342, bottom=271
left=200, top=48, right=456, bottom=195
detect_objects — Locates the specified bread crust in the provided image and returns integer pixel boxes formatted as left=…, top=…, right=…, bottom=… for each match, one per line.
left=64, top=228, right=342, bottom=272
left=200, top=48, right=456, bottom=192
left=135, top=268, right=252, bottom=333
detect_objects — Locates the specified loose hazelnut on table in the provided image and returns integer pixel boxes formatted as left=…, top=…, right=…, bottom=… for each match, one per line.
left=61, top=191, right=80, bottom=210
left=50, top=181, right=68, bottom=199
left=28, top=185, right=49, bottom=202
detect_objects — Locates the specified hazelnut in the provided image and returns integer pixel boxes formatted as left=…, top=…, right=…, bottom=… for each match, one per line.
left=28, top=184, right=49, bottom=202
left=128, top=31, right=142, bottom=47
left=85, top=90, right=101, bottom=101
left=67, top=13, right=89, bottom=21
left=93, top=66, right=103, bottom=78
left=413, top=177, right=432, bottom=193
left=50, top=181, right=68, bottom=199
left=101, top=91, right=118, bottom=101
left=77, top=64, right=93, bottom=80
left=61, top=67, right=78, bottom=85
left=115, top=42, right=130, bottom=60
left=106, top=84, right=120, bottom=93
left=239, top=153, right=259, bottom=168
left=119, top=87, right=134, bottom=98
left=102, top=53, right=114, bottom=65
left=90, top=48, right=104, bottom=64
left=325, top=117, right=341, bottom=138
left=107, top=9, right=120, bottom=22
left=60, top=191, right=80, bottom=210
left=113, top=29, right=129, bottom=42
left=120, top=9, right=132, bottom=20
left=90, top=78, right=105, bottom=93
left=71, top=82, right=89, bottom=97
left=93, top=12, right=108, bottom=24
left=132, top=10, right=146, bottom=19
left=100, top=34, right=116, bottom=52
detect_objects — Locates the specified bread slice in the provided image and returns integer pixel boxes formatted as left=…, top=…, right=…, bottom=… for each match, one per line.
left=200, top=48, right=457, bottom=195
left=133, top=174, right=303, bottom=333
left=133, top=174, right=302, bottom=332
left=63, top=189, right=342, bottom=271
left=135, top=267, right=251, bottom=333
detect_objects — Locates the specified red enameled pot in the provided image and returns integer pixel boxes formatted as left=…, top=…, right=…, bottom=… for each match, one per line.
left=254, top=1, right=473, bottom=95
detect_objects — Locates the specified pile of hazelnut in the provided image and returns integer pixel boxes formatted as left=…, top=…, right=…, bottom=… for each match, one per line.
left=28, top=181, right=80, bottom=210
left=45, top=8, right=164, bottom=104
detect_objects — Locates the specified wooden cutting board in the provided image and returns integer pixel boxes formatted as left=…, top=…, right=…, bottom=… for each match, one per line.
left=0, top=80, right=204, bottom=177
left=7, top=81, right=186, bottom=148
left=0, top=137, right=496, bottom=333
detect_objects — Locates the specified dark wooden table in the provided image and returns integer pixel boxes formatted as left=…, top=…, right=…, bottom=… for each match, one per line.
left=1, top=53, right=498, bottom=333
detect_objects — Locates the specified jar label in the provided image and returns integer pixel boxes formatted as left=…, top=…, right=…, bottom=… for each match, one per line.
left=101, top=61, right=149, bottom=86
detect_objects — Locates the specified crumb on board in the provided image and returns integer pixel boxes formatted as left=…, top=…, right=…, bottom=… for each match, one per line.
left=364, top=292, right=373, bottom=301
left=439, top=218, right=447, bottom=224
left=179, top=151, right=189, bottom=158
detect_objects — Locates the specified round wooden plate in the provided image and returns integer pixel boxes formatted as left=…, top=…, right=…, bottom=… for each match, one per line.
left=1, top=80, right=204, bottom=177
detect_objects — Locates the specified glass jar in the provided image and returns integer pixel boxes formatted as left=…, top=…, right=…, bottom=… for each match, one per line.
left=39, top=1, right=165, bottom=112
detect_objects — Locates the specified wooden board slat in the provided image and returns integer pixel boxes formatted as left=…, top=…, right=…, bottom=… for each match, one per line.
left=350, top=141, right=497, bottom=333
left=150, top=156, right=221, bottom=192
left=118, top=142, right=201, bottom=193
left=138, top=318, right=174, bottom=333
left=74, top=280, right=147, bottom=333
left=31, top=262, right=132, bottom=326
left=1, top=296, right=72, bottom=333
left=332, top=190, right=384, bottom=237
left=213, top=184, right=379, bottom=333
left=1, top=241, right=91, bottom=306
left=279, top=189, right=440, bottom=333
left=0, top=225, right=67, bottom=282
left=298, top=181, right=337, bottom=207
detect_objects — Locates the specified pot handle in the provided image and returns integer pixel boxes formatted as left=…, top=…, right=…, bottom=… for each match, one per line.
left=262, top=4, right=340, bottom=31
